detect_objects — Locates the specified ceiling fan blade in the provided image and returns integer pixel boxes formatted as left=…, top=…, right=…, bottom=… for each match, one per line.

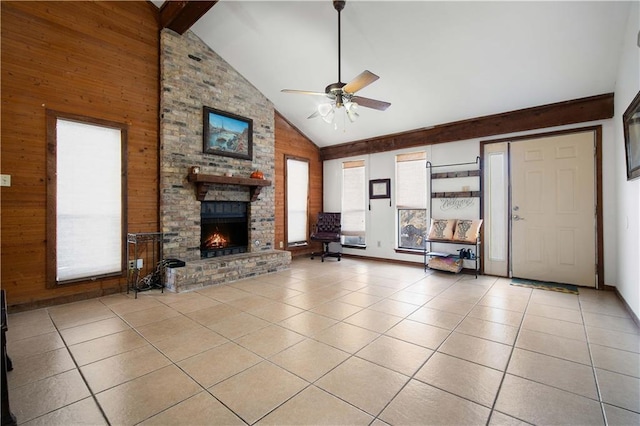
left=351, top=96, right=391, bottom=111
left=343, top=70, right=379, bottom=94
left=307, top=111, right=320, bottom=119
left=281, top=89, right=328, bottom=96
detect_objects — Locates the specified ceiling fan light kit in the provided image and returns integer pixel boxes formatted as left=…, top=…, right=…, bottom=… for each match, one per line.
left=281, top=0, right=390, bottom=127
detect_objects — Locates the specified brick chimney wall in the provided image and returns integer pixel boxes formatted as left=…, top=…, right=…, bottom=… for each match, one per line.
left=159, top=29, right=289, bottom=291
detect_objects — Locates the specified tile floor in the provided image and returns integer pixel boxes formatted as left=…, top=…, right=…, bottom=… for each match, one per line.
left=5, top=257, right=640, bottom=425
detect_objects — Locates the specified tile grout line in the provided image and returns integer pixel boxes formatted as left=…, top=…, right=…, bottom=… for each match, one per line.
left=19, top=263, right=635, bottom=425
left=243, top=269, right=445, bottom=424
left=365, top=274, right=498, bottom=423
left=121, top=273, right=376, bottom=425
left=484, top=281, right=535, bottom=426
left=214, top=265, right=405, bottom=424
left=245, top=274, right=416, bottom=423
left=578, top=293, right=609, bottom=425
left=46, top=308, right=113, bottom=426
left=98, top=297, right=250, bottom=425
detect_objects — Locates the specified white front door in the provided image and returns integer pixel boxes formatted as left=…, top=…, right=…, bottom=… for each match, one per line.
left=510, top=131, right=596, bottom=287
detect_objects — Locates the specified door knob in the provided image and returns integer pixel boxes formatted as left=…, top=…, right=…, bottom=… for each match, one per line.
left=512, top=214, right=525, bottom=221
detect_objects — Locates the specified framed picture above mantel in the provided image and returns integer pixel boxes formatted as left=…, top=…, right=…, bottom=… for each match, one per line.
left=203, top=106, right=253, bottom=160
left=623, top=90, right=640, bottom=181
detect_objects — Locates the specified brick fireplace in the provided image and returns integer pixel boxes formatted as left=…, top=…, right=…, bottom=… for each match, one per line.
left=159, top=29, right=290, bottom=293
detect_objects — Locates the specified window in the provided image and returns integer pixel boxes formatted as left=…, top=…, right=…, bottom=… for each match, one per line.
left=396, top=152, right=427, bottom=250
left=46, top=111, right=127, bottom=286
left=286, top=156, right=309, bottom=247
left=341, top=160, right=366, bottom=246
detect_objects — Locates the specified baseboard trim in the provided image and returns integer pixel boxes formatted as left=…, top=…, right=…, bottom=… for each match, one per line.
left=7, top=286, right=124, bottom=314
left=613, top=286, right=640, bottom=328
left=340, top=253, right=424, bottom=268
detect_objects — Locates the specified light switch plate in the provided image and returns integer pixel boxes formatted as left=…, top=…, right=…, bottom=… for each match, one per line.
left=0, top=174, right=11, bottom=187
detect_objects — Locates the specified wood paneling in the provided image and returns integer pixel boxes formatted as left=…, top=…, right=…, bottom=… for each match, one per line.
left=274, top=112, right=323, bottom=257
left=1, top=1, right=160, bottom=310
left=321, top=93, right=614, bottom=160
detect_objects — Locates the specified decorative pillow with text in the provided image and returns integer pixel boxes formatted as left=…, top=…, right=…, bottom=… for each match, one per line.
left=452, top=219, right=483, bottom=243
left=427, top=219, right=456, bottom=240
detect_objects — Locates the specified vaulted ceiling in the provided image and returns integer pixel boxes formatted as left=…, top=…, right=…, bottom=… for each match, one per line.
left=154, top=1, right=632, bottom=148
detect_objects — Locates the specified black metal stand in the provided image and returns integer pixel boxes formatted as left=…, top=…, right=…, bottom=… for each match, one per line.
left=126, top=232, right=164, bottom=298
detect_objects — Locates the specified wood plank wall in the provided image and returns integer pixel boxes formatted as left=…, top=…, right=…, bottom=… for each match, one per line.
left=1, top=2, right=160, bottom=310
left=274, top=112, right=323, bottom=257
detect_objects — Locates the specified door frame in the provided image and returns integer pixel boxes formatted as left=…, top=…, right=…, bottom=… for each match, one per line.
left=480, top=125, right=604, bottom=289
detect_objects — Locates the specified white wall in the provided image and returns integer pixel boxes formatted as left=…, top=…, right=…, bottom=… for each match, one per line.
left=323, top=2, right=637, bottom=321
left=323, top=7, right=639, bottom=322
left=613, top=1, right=640, bottom=320
left=324, top=120, right=619, bottom=282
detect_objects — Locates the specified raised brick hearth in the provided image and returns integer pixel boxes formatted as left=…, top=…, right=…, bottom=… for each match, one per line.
left=165, top=250, right=291, bottom=293
left=160, top=29, right=290, bottom=292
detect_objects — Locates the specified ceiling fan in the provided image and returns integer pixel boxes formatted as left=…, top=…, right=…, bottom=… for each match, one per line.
left=281, top=0, right=391, bottom=124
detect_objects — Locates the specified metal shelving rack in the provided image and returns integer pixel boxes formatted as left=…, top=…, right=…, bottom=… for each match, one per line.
left=425, top=157, right=482, bottom=277
left=126, top=232, right=164, bottom=298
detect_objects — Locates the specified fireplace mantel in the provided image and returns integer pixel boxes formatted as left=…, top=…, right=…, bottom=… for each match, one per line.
left=187, top=172, right=271, bottom=201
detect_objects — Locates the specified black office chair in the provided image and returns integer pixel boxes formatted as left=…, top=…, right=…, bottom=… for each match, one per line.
left=310, top=212, right=342, bottom=262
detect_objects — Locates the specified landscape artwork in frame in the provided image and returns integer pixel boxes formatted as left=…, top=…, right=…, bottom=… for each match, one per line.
left=623, top=91, right=640, bottom=181
left=203, top=106, right=253, bottom=160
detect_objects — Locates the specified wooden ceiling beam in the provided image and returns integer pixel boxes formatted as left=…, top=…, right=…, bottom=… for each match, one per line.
left=159, top=1, right=218, bottom=34
left=320, top=93, right=614, bottom=161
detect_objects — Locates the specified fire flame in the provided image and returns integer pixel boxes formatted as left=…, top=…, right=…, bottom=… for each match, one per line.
left=203, top=232, right=228, bottom=249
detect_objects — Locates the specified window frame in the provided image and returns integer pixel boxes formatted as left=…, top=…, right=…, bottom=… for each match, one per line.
left=45, top=110, right=128, bottom=287
left=284, top=155, right=310, bottom=249
left=397, top=208, right=428, bottom=250
left=395, top=151, right=427, bottom=252
left=341, top=160, right=367, bottom=248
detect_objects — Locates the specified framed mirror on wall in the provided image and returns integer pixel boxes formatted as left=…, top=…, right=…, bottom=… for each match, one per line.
left=623, top=90, right=640, bottom=181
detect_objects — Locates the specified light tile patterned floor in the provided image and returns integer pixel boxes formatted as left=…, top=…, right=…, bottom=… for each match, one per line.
left=5, top=257, right=640, bottom=425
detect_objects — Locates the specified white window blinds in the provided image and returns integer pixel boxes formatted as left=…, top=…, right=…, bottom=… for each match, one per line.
left=341, top=160, right=366, bottom=238
left=396, top=152, right=427, bottom=209
left=56, top=118, right=123, bottom=282
left=286, top=158, right=309, bottom=244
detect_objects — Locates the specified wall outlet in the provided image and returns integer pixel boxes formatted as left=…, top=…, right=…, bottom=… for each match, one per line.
left=0, top=174, right=11, bottom=187
left=128, top=259, right=144, bottom=269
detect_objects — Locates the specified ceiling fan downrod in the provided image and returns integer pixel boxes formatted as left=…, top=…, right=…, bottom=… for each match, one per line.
left=332, top=1, right=347, bottom=107
left=334, top=0, right=345, bottom=84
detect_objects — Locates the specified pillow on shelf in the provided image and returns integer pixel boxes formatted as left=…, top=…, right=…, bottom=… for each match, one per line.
left=452, top=219, right=483, bottom=243
left=427, top=219, right=456, bottom=240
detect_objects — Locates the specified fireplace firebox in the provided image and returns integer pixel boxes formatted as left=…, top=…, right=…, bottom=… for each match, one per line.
left=201, top=201, right=248, bottom=258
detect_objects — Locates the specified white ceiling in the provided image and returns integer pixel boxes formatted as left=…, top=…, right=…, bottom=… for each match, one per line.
left=158, top=1, right=632, bottom=148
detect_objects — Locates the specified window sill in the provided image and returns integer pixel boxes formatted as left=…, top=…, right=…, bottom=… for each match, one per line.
left=394, top=248, right=424, bottom=255
left=287, top=242, right=309, bottom=250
